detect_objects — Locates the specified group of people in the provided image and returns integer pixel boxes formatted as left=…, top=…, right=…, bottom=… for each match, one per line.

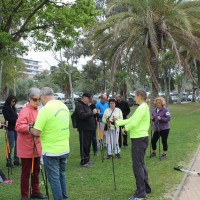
left=1, top=87, right=70, bottom=200
left=0, top=87, right=171, bottom=200
left=74, top=89, right=170, bottom=200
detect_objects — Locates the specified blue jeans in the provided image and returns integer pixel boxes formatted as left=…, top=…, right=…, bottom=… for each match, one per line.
left=43, top=154, right=69, bottom=200
left=7, top=130, right=18, bottom=164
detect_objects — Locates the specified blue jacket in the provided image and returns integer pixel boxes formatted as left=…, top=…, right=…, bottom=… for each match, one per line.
left=152, top=106, right=170, bottom=131
left=95, top=101, right=109, bottom=122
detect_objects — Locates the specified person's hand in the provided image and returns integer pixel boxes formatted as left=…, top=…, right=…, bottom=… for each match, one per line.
left=121, top=128, right=126, bottom=135
left=93, top=108, right=97, bottom=114
left=157, top=115, right=161, bottom=120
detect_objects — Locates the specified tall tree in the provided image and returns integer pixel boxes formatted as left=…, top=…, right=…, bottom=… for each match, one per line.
left=91, top=0, right=200, bottom=110
left=0, top=0, right=98, bottom=94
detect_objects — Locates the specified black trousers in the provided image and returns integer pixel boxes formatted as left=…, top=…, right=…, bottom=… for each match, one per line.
left=118, top=126, right=128, bottom=147
left=131, top=137, right=151, bottom=198
left=78, top=130, right=92, bottom=165
left=151, top=129, right=170, bottom=151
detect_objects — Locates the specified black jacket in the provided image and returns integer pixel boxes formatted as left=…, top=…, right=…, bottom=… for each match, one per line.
left=116, top=100, right=130, bottom=119
left=2, top=104, right=18, bottom=131
left=75, top=100, right=96, bottom=131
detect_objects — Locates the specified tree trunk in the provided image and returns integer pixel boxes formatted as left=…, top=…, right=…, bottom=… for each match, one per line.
left=150, top=50, right=159, bottom=113
left=0, top=60, right=2, bottom=97
left=196, top=60, right=200, bottom=90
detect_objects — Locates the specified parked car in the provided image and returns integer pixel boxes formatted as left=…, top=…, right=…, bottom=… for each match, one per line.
left=54, top=93, right=65, bottom=100
left=64, top=97, right=81, bottom=110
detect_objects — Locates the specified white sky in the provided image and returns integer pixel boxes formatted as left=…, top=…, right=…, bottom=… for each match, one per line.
left=24, top=50, right=89, bottom=70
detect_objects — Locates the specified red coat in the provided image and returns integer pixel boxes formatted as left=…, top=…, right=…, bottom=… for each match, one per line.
left=15, top=104, right=42, bottom=158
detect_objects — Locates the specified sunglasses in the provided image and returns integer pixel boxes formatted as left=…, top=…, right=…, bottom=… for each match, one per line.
left=12, top=100, right=16, bottom=103
left=32, top=98, right=40, bottom=102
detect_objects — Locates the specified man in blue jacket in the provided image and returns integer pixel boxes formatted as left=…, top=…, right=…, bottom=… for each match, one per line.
left=95, top=94, right=109, bottom=145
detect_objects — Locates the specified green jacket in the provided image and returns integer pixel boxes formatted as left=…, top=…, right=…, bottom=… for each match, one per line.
left=116, top=102, right=150, bottom=139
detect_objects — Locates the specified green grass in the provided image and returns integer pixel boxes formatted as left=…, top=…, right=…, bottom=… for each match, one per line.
left=0, top=103, right=200, bottom=200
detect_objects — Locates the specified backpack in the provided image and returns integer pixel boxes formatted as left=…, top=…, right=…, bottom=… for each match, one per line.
left=71, top=111, right=77, bottom=128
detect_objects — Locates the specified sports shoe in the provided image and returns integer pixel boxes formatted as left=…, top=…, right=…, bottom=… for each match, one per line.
left=106, top=155, right=112, bottom=159
left=30, top=193, right=47, bottom=199
left=80, top=163, right=91, bottom=168
left=160, top=154, right=167, bottom=160
left=149, top=153, right=156, bottom=158
left=115, top=153, right=121, bottom=159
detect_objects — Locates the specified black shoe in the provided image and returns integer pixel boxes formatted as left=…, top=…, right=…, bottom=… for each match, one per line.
left=30, top=193, right=48, bottom=199
left=146, top=188, right=152, bottom=194
left=106, top=155, right=112, bottom=159
left=115, top=153, right=121, bottom=158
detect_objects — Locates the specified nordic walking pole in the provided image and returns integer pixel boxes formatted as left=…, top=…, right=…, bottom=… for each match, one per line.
left=158, top=119, right=161, bottom=160
left=4, top=126, right=12, bottom=179
left=97, top=120, right=104, bottom=162
left=32, top=136, right=49, bottom=199
left=149, top=120, right=153, bottom=157
left=174, top=167, right=200, bottom=176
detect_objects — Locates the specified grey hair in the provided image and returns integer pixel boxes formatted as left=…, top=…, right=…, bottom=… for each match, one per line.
left=28, top=87, right=41, bottom=100
left=135, top=89, right=147, bottom=100
left=40, top=87, right=54, bottom=96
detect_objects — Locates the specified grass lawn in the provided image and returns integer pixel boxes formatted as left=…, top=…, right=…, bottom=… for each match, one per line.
left=0, top=103, right=200, bottom=200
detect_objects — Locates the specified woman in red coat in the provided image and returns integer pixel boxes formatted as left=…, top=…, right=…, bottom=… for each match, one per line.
left=15, top=88, right=47, bottom=200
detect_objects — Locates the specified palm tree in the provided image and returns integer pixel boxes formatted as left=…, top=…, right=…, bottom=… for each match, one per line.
left=91, top=0, right=200, bottom=110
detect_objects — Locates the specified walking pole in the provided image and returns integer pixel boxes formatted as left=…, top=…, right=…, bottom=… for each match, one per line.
left=32, top=136, right=49, bottom=199
left=97, top=121, right=104, bottom=162
left=4, top=127, right=12, bottom=179
left=149, top=120, right=153, bottom=157
left=158, top=120, right=161, bottom=160
left=109, top=127, right=117, bottom=190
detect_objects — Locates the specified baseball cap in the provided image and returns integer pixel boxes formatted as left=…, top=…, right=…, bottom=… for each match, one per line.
left=82, top=92, right=92, bottom=98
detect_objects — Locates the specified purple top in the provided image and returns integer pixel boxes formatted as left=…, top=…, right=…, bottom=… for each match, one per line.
left=152, top=106, right=170, bottom=131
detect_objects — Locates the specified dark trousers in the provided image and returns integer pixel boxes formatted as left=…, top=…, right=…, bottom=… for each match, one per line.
left=79, top=130, right=92, bottom=165
left=118, top=126, right=128, bottom=147
left=21, top=157, right=40, bottom=198
left=91, top=129, right=98, bottom=153
left=7, top=130, right=19, bottom=164
left=131, top=137, right=151, bottom=198
left=151, top=129, right=170, bottom=151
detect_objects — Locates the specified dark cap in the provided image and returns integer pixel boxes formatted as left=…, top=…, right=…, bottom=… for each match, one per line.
left=82, top=92, right=92, bottom=98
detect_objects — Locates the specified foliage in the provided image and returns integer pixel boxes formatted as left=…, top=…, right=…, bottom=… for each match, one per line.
left=0, top=103, right=200, bottom=199
left=91, top=0, right=200, bottom=110
left=16, top=72, right=61, bottom=100
left=0, top=0, right=99, bottom=54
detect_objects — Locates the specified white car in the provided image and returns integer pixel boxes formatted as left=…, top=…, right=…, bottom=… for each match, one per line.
left=54, top=93, right=65, bottom=100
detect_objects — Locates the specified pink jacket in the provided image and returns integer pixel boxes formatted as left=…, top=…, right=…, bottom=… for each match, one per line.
left=15, top=104, right=42, bottom=158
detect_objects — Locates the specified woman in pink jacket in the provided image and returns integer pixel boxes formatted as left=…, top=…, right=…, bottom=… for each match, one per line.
left=15, top=88, right=47, bottom=200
